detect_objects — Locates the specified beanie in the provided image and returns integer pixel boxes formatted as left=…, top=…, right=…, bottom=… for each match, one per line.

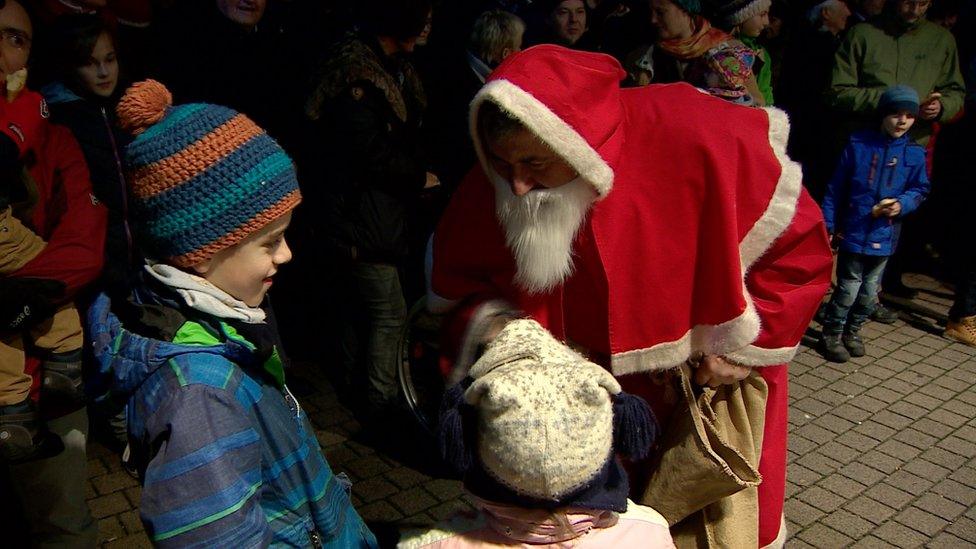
left=438, top=319, right=659, bottom=511
left=673, top=0, right=703, bottom=15
left=710, top=0, right=771, bottom=27
left=116, top=80, right=302, bottom=268
left=879, top=84, right=920, bottom=116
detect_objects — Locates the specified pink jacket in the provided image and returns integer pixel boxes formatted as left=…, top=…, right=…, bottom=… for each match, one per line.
left=398, top=499, right=675, bottom=549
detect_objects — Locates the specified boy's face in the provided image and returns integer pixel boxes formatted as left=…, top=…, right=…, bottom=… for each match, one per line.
left=881, top=110, right=916, bottom=138
left=74, top=32, right=118, bottom=98
left=739, top=10, right=769, bottom=38
left=193, top=211, right=293, bottom=307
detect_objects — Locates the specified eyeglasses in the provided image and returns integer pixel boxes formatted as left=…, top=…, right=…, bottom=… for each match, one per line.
left=0, top=28, right=31, bottom=51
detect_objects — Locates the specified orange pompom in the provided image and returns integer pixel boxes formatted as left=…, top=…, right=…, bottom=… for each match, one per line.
left=116, top=80, right=173, bottom=135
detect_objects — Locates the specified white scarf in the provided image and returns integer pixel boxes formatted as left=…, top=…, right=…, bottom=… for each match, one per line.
left=145, top=263, right=266, bottom=324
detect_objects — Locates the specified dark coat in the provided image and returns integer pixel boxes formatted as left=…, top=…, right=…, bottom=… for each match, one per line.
left=777, top=25, right=845, bottom=201
left=152, top=4, right=305, bottom=149
left=424, top=51, right=486, bottom=192
left=304, top=34, right=428, bottom=263
left=42, top=81, right=135, bottom=291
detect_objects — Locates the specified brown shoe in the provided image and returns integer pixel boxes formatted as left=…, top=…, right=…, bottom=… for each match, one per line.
left=944, top=315, right=976, bottom=347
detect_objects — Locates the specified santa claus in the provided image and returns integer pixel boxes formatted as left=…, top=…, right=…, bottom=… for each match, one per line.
left=427, top=45, right=832, bottom=547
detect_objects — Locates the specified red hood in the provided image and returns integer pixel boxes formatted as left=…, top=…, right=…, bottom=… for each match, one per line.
left=470, top=45, right=627, bottom=197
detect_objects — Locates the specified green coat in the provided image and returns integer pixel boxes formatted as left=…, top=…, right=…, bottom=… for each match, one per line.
left=827, top=16, right=965, bottom=146
left=740, top=36, right=773, bottom=106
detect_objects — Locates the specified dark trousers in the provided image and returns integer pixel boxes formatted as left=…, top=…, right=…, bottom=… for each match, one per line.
left=339, top=262, right=407, bottom=411
left=949, top=251, right=976, bottom=321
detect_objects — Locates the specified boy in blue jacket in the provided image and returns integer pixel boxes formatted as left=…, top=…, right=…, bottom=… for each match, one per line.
left=86, top=80, right=378, bottom=548
left=820, top=85, right=930, bottom=363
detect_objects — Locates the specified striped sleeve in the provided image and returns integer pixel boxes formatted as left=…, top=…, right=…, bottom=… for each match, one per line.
left=141, top=383, right=270, bottom=548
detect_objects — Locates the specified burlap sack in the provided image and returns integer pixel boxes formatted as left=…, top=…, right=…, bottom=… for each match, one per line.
left=640, top=361, right=768, bottom=548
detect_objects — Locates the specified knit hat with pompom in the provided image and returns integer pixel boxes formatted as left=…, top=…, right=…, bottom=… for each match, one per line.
left=438, top=319, right=659, bottom=512
left=116, top=80, right=301, bottom=268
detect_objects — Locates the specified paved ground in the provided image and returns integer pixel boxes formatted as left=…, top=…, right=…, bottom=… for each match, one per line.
left=83, top=274, right=976, bottom=548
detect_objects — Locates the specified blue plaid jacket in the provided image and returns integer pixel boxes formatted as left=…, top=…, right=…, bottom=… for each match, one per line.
left=88, top=292, right=377, bottom=548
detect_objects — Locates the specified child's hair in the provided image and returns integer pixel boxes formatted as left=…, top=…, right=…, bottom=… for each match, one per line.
left=46, top=13, right=117, bottom=81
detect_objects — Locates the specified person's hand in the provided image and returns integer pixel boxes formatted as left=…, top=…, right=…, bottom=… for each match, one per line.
left=884, top=200, right=902, bottom=217
left=424, top=172, right=441, bottom=190
left=828, top=232, right=842, bottom=249
left=873, top=198, right=900, bottom=218
left=693, top=354, right=752, bottom=387
left=920, top=92, right=942, bottom=121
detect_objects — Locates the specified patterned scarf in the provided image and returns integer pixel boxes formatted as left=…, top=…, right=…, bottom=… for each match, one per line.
left=658, top=16, right=732, bottom=61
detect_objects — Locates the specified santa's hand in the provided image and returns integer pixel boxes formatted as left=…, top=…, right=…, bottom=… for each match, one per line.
left=694, top=355, right=751, bottom=387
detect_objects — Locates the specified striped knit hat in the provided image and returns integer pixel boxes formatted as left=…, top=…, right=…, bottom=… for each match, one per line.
left=116, top=80, right=301, bottom=268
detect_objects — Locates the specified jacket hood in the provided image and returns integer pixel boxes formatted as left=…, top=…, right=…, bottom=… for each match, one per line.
left=86, top=290, right=259, bottom=402
left=469, top=44, right=626, bottom=198
left=40, top=81, right=84, bottom=105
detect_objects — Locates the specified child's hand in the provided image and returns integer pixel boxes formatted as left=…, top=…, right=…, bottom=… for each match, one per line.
left=884, top=200, right=902, bottom=217
left=873, top=198, right=899, bottom=218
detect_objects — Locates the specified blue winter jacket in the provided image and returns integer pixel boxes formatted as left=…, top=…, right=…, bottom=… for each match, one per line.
left=87, top=290, right=378, bottom=548
left=821, top=129, right=930, bottom=256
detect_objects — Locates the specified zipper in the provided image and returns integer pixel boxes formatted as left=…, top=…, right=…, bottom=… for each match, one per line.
left=283, top=384, right=302, bottom=419
left=103, top=106, right=133, bottom=266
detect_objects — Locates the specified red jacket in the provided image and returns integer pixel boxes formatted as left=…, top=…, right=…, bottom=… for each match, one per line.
left=13, top=122, right=106, bottom=401
left=13, top=123, right=106, bottom=297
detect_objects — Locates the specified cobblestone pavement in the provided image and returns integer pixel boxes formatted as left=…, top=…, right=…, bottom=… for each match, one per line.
left=83, top=275, right=976, bottom=548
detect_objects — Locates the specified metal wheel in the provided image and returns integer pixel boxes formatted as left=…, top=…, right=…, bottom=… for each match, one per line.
left=397, top=297, right=446, bottom=435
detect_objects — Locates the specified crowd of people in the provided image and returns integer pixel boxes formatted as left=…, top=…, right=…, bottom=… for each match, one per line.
left=0, top=0, right=973, bottom=547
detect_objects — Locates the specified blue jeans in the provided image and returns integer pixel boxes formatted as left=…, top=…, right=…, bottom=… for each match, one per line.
left=823, top=252, right=889, bottom=334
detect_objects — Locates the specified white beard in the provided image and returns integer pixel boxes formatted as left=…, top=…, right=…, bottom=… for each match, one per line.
left=493, top=177, right=597, bottom=295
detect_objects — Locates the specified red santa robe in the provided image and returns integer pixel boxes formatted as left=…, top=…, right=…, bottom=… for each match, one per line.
left=429, top=45, right=832, bottom=548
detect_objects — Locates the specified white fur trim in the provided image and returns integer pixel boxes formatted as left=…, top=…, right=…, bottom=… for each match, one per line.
left=725, top=343, right=800, bottom=367
left=611, top=107, right=803, bottom=373
left=470, top=79, right=614, bottom=197
left=759, top=513, right=788, bottom=549
left=611, top=304, right=761, bottom=375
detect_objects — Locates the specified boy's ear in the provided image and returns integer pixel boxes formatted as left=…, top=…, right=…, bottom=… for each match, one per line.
left=190, top=258, right=212, bottom=275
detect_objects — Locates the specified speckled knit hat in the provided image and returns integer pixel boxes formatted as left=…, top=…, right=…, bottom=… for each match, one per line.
left=438, top=319, right=659, bottom=511
left=116, top=80, right=301, bottom=268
